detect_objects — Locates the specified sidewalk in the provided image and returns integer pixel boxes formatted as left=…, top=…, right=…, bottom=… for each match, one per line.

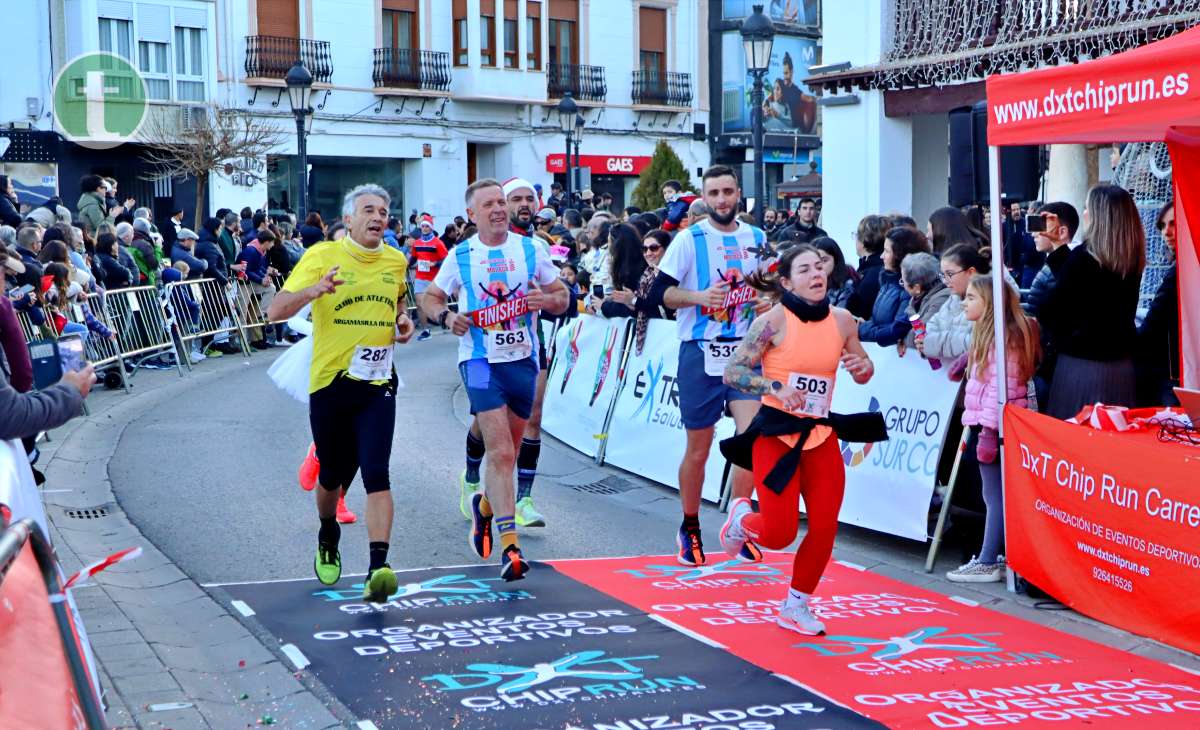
left=40, top=357, right=344, bottom=730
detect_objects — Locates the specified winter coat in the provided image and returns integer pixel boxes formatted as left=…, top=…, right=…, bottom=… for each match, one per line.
left=777, top=222, right=828, bottom=247
left=1021, top=244, right=1068, bottom=318
left=129, top=231, right=161, bottom=286
left=97, top=252, right=133, bottom=290
left=0, top=193, right=21, bottom=227
left=1135, top=265, right=1179, bottom=405
left=662, top=193, right=698, bottom=232
left=195, top=229, right=229, bottom=286
left=846, top=252, right=884, bottom=320
left=923, top=293, right=970, bottom=361
left=235, top=243, right=270, bottom=285
left=170, top=244, right=208, bottom=279
left=857, top=269, right=911, bottom=347
left=828, top=278, right=854, bottom=309
left=75, top=191, right=107, bottom=233
left=904, top=281, right=951, bottom=349
left=962, top=354, right=1031, bottom=430
left=218, top=227, right=239, bottom=263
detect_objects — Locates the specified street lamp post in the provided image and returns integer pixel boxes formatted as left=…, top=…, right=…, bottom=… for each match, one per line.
left=574, top=113, right=585, bottom=197
left=741, top=5, right=775, bottom=227
left=557, top=93, right=578, bottom=208
left=285, top=60, right=314, bottom=221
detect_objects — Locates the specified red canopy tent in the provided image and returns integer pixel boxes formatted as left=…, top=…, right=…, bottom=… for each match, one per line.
left=985, top=25, right=1200, bottom=390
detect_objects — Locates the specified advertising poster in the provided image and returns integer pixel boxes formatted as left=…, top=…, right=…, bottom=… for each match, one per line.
left=721, top=32, right=819, bottom=135
left=541, top=315, right=628, bottom=458
left=831, top=344, right=959, bottom=541
left=220, top=563, right=882, bottom=729
left=603, top=319, right=736, bottom=503
left=1003, top=406, right=1200, bottom=655
left=722, top=0, right=820, bottom=27
left=558, top=553, right=1200, bottom=730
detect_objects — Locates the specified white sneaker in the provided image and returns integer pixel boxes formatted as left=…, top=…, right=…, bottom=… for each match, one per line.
left=946, top=556, right=1005, bottom=583
left=777, top=599, right=825, bottom=635
left=189, top=348, right=206, bottom=364
left=719, top=497, right=753, bottom=558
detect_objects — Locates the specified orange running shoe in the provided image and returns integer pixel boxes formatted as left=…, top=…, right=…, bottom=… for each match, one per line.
left=299, top=443, right=319, bottom=492
left=336, top=493, right=357, bottom=524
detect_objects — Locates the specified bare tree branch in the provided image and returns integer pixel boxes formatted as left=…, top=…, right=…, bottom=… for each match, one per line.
left=139, top=105, right=284, bottom=227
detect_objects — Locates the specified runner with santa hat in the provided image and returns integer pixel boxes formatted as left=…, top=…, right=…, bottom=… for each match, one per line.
left=411, top=214, right=448, bottom=341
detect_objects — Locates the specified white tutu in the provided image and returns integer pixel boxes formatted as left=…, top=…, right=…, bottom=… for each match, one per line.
left=266, top=305, right=405, bottom=403
left=268, top=306, right=315, bottom=404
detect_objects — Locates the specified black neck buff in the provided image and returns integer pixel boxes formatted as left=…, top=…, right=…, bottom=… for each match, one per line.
left=780, top=290, right=830, bottom=322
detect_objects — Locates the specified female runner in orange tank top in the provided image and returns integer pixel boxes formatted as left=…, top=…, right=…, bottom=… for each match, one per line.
left=720, top=244, right=876, bottom=636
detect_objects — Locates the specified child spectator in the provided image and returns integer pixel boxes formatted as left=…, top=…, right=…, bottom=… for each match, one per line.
left=946, top=275, right=1039, bottom=583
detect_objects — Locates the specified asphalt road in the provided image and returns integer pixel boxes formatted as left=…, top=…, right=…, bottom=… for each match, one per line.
left=108, top=333, right=685, bottom=584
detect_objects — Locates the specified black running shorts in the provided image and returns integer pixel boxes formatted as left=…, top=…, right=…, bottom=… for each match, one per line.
left=308, top=373, right=397, bottom=494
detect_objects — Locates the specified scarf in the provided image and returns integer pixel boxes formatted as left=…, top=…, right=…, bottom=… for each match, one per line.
left=780, top=290, right=830, bottom=322
left=343, top=236, right=383, bottom=263
left=633, top=266, right=659, bottom=355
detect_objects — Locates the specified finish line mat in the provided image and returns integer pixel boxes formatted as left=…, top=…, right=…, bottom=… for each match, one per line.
left=217, top=556, right=1200, bottom=729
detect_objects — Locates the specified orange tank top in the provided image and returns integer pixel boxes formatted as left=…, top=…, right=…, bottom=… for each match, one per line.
left=761, top=311, right=843, bottom=450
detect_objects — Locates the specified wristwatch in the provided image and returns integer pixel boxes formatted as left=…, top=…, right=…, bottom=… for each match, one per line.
left=437, top=309, right=450, bottom=327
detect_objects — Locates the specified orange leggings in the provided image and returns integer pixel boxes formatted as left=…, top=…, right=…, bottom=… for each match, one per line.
left=742, top=435, right=846, bottom=593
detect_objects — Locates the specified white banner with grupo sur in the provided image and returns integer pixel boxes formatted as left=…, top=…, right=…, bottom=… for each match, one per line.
left=826, top=343, right=959, bottom=540
left=541, top=317, right=958, bottom=539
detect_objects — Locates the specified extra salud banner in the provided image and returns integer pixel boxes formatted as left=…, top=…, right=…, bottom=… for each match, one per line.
left=1003, top=406, right=1200, bottom=655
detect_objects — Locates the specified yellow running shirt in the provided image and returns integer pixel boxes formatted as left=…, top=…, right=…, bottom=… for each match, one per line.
left=283, top=238, right=409, bottom=393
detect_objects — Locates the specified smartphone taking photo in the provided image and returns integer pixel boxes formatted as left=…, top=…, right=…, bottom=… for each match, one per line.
left=1025, top=213, right=1047, bottom=233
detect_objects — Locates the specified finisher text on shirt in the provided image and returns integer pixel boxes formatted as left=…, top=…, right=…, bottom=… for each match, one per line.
left=473, top=297, right=530, bottom=328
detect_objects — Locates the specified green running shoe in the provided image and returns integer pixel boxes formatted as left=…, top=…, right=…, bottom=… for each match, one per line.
left=514, top=497, right=546, bottom=528
left=314, top=542, right=341, bottom=586
left=459, top=469, right=480, bottom=520
left=362, top=564, right=398, bottom=603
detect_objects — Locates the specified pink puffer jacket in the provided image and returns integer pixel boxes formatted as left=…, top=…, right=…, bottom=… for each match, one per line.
left=962, top=354, right=1030, bottom=430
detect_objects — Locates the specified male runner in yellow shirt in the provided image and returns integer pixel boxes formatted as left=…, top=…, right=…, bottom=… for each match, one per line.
left=268, top=184, right=415, bottom=602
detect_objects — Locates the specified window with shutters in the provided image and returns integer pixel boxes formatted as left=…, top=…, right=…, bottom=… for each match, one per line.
left=383, top=0, right=418, bottom=49
left=453, top=0, right=468, bottom=66
left=174, top=27, right=206, bottom=102
left=138, top=41, right=170, bottom=99
left=503, top=0, right=518, bottom=68
left=99, top=18, right=133, bottom=61
left=526, top=1, right=541, bottom=69
left=257, top=0, right=299, bottom=38
left=480, top=0, right=497, bottom=67
left=639, top=7, right=666, bottom=77
left=548, top=0, right=577, bottom=66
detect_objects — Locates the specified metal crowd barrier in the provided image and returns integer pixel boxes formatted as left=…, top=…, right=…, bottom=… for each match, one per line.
left=101, top=285, right=186, bottom=378
left=229, top=272, right=287, bottom=346
left=0, top=518, right=107, bottom=729
left=162, top=277, right=250, bottom=359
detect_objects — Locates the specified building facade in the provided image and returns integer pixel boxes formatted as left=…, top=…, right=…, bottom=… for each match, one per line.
left=1, top=0, right=711, bottom=227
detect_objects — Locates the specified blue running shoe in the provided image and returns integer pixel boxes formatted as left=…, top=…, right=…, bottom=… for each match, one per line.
left=500, top=546, right=529, bottom=582
left=675, top=524, right=706, bottom=566
left=468, top=492, right=493, bottom=559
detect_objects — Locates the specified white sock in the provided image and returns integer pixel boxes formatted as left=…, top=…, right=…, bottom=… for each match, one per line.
left=785, top=588, right=810, bottom=608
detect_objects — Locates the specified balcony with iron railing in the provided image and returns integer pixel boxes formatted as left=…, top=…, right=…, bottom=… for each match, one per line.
left=244, top=36, right=333, bottom=83
left=372, top=48, right=451, bottom=93
left=632, top=70, right=692, bottom=108
left=547, top=63, right=606, bottom=102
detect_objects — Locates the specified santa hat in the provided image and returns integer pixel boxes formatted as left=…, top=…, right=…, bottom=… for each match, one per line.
left=502, top=177, right=535, bottom=198
left=419, top=214, right=434, bottom=228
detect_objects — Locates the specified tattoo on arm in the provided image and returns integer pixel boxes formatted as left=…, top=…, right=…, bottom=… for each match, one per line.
left=723, top=316, right=779, bottom=395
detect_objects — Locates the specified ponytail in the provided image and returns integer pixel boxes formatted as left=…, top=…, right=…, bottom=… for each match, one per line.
left=942, top=243, right=992, bottom=274
left=747, top=244, right=820, bottom=296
